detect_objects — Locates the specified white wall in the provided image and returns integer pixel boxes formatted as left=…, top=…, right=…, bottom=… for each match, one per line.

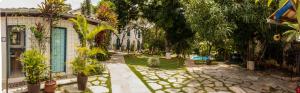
left=1, top=17, right=47, bottom=83
left=110, top=29, right=143, bottom=51
left=1, top=16, right=96, bottom=83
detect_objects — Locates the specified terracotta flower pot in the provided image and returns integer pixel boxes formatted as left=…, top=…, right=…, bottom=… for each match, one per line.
left=77, top=74, right=88, bottom=90
left=44, top=80, right=56, bottom=93
left=28, top=83, right=40, bottom=93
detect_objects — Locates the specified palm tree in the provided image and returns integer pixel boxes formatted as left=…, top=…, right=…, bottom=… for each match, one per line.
left=283, top=22, right=300, bottom=42
left=68, top=15, right=116, bottom=47
left=69, top=15, right=116, bottom=90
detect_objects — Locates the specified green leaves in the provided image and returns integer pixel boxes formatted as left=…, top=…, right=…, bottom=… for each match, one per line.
left=283, top=22, right=299, bottom=30
left=38, top=0, right=69, bottom=17
left=69, top=15, right=116, bottom=47
left=297, top=3, right=300, bottom=27
left=86, top=24, right=117, bottom=41
left=69, top=15, right=116, bottom=76
left=279, top=0, right=288, bottom=8
left=71, top=47, right=105, bottom=76
left=19, top=49, right=47, bottom=84
left=282, top=22, right=300, bottom=42
left=283, top=30, right=299, bottom=42
left=183, top=0, right=233, bottom=49
left=255, top=0, right=275, bottom=7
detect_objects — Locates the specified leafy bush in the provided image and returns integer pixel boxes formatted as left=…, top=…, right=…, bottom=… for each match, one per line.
left=19, top=49, right=47, bottom=84
left=97, top=51, right=111, bottom=61
left=90, top=63, right=106, bottom=75
left=71, top=47, right=105, bottom=76
left=147, top=57, right=160, bottom=67
left=177, top=57, right=185, bottom=67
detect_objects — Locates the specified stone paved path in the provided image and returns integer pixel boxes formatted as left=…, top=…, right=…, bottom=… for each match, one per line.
left=135, top=66, right=210, bottom=93
left=187, top=63, right=296, bottom=93
left=131, top=62, right=296, bottom=93
left=107, top=54, right=151, bottom=93
left=61, top=72, right=110, bottom=93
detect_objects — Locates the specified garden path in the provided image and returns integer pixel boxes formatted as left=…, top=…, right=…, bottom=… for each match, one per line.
left=107, top=54, right=151, bottom=93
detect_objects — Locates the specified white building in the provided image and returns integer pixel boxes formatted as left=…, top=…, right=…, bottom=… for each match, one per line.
left=109, top=23, right=143, bottom=51
left=0, top=8, right=141, bottom=88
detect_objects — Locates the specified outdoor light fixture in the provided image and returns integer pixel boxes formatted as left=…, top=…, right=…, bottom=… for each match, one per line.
left=273, top=34, right=281, bottom=41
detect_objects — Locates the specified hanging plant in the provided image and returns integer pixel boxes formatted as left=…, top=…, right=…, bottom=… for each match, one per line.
left=11, top=25, right=25, bottom=32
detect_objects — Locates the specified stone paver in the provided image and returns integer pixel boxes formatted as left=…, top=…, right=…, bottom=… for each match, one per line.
left=187, top=63, right=296, bottom=93
left=107, top=55, right=151, bottom=93
left=134, top=66, right=203, bottom=93
left=132, top=61, right=295, bottom=93
left=61, top=67, right=111, bottom=93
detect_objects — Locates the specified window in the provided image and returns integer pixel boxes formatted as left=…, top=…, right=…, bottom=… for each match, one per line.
left=7, top=25, right=26, bottom=78
left=127, top=31, right=130, bottom=36
left=138, top=31, right=141, bottom=38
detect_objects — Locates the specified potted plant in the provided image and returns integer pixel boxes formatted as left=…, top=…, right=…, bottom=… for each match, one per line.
left=69, top=15, right=115, bottom=90
left=19, top=49, right=47, bottom=93
left=71, top=47, right=104, bottom=90
left=37, top=0, right=68, bottom=92
left=44, top=72, right=64, bottom=93
left=44, top=71, right=56, bottom=93
left=30, top=22, right=57, bottom=93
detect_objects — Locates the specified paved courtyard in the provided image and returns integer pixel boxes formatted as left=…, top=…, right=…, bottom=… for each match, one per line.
left=187, top=64, right=296, bottom=93
left=132, top=63, right=296, bottom=93
left=107, top=54, right=151, bottom=93
left=58, top=68, right=111, bottom=93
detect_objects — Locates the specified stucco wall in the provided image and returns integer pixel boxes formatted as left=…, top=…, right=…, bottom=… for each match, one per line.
left=110, top=29, right=143, bottom=51
left=1, top=16, right=96, bottom=83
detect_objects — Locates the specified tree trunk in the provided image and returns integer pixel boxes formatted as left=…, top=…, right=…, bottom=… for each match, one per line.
left=207, top=44, right=212, bottom=65
left=165, top=40, right=171, bottom=59
left=49, top=17, right=53, bottom=81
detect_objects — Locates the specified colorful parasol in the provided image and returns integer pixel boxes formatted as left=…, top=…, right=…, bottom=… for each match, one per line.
left=268, top=0, right=298, bottom=24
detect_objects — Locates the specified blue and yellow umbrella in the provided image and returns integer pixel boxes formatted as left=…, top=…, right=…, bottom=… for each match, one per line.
left=268, top=0, right=298, bottom=24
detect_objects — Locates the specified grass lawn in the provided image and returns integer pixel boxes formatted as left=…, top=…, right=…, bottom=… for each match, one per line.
left=124, top=54, right=184, bottom=70
left=124, top=54, right=185, bottom=92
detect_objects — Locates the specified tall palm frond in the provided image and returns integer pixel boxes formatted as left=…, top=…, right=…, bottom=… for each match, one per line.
left=283, top=30, right=300, bottom=42
left=38, top=0, right=68, bottom=16
left=69, top=15, right=117, bottom=47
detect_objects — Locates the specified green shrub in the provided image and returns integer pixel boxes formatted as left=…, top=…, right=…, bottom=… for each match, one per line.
left=71, top=47, right=104, bottom=76
left=147, top=57, right=160, bottom=67
left=97, top=51, right=111, bottom=61
left=19, top=49, right=47, bottom=84
left=177, top=57, right=185, bottom=67
left=90, top=63, right=106, bottom=75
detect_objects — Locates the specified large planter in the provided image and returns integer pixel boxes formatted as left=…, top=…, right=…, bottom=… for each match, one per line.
left=27, top=83, right=40, bottom=93
left=44, top=80, right=56, bottom=93
left=77, top=74, right=88, bottom=90
left=247, top=61, right=255, bottom=70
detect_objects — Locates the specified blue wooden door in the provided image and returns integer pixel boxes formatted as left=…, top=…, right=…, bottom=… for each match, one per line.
left=51, top=28, right=66, bottom=72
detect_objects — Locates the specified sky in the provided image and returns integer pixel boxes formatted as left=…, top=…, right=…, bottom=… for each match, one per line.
left=0, top=0, right=99, bottom=10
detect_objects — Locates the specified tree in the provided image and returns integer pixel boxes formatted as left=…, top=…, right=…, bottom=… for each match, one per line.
left=143, top=25, right=166, bottom=54
left=38, top=0, right=68, bottom=81
left=110, top=0, right=139, bottom=29
left=139, top=0, right=195, bottom=57
left=95, top=0, right=118, bottom=47
left=213, top=0, right=278, bottom=62
left=81, top=0, right=92, bottom=16
left=109, top=0, right=140, bottom=50
left=182, top=0, right=234, bottom=62
left=30, top=22, right=48, bottom=54
left=68, top=15, right=116, bottom=47
left=96, top=0, right=118, bottom=27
